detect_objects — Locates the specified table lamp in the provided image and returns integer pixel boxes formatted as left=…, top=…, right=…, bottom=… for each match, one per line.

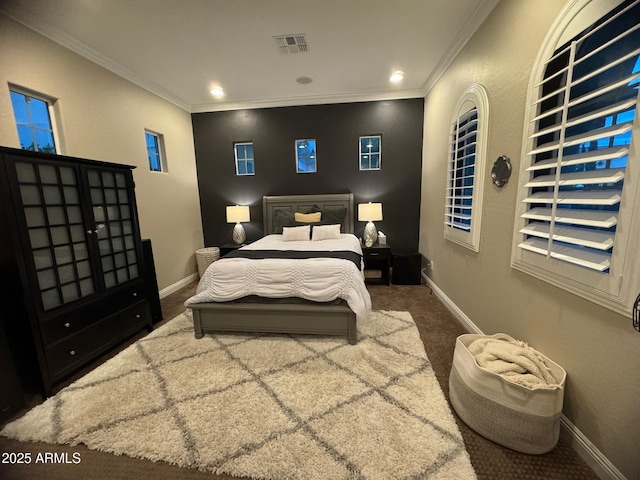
left=358, top=202, right=383, bottom=247
left=226, top=205, right=250, bottom=245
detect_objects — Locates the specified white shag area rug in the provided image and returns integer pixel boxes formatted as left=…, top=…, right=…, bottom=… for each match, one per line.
left=2, top=310, right=477, bottom=480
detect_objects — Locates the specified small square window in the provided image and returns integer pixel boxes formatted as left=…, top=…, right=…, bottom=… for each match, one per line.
left=359, top=136, right=381, bottom=170
left=145, top=131, right=167, bottom=173
left=234, top=142, right=255, bottom=175
left=296, top=139, right=316, bottom=173
left=9, top=89, right=57, bottom=154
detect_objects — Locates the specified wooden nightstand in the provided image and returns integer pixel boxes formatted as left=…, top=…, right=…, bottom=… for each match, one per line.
left=219, top=242, right=251, bottom=257
left=362, top=244, right=392, bottom=285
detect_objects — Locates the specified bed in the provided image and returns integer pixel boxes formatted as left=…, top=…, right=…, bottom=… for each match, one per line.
left=185, top=193, right=371, bottom=344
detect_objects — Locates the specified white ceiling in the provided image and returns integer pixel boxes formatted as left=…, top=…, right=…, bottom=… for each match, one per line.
left=1, top=0, right=499, bottom=112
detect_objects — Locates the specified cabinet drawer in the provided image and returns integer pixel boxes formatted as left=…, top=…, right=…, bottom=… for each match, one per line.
left=364, top=255, right=390, bottom=267
left=45, top=301, right=150, bottom=381
left=118, top=301, right=151, bottom=337
left=41, top=314, right=99, bottom=345
left=362, top=247, right=391, bottom=286
left=41, top=281, right=145, bottom=332
left=45, top=315, right=123, bottom=380
left=363, top=250, right=390, bottom=260
left=40, top=283, right=146, bottom=345
left=105, top=282, right=147, bottom=312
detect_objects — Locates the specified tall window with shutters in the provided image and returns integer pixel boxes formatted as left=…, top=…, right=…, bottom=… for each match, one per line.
left=444, top=84, right=489, bottom=252
left=511, top=0, right=640, bottom=315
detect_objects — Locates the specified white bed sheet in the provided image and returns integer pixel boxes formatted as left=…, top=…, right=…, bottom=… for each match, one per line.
left=185, top=234, right=372, bottom=320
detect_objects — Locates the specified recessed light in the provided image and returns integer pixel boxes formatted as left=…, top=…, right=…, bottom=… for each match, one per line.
left=296, top=76, right=313, bottom=85
left=210, top=86, right=225, bottom=98
left=390, top=70, right=404, bottom=83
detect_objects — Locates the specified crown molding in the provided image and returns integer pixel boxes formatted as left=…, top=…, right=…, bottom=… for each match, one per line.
left=5, top=2, right=482, bottom=114
left=4, top=6, right=423, bottom=115
left=191, top=89, right=425, bottom=113
left=2, top=9, right=192, bottom=112
left=421, top=0, right=501, bottom=96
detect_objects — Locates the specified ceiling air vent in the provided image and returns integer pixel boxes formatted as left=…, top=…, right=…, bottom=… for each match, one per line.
left=273, top=34, right=308, bottom=54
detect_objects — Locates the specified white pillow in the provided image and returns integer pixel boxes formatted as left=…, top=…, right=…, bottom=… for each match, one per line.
left=312, top=224, right=341, bottom=241
left=282, top=225, right=310, bottom=241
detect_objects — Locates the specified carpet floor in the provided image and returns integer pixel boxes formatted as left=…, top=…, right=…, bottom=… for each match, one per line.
left=1, top=310, right=476, bottom=480
left=0, top=282, right=600, bottom=480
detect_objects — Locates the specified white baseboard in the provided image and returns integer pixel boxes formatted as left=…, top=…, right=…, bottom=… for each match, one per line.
left=559, top=417, right=627, bottom=480
left=422, top=272, right=627, bottom=480
left=159, top=273, right=198, bottom=299
left=422, top=274, right=483, bottom=334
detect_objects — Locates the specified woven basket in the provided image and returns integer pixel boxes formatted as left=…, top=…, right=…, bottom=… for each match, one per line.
left=449, top=333, right=566, bottom=454
left=196, top=247, right=220, bottom=278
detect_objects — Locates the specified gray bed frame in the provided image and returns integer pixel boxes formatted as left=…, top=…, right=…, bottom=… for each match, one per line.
left=191, top=193, right=358, bottom=344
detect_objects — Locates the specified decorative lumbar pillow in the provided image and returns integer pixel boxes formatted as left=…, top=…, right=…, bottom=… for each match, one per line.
left=282, top=224, right=311, bottom=241
left=312, top=224, right=341, bottom=241
left=294, top=211, right=321, bottom=223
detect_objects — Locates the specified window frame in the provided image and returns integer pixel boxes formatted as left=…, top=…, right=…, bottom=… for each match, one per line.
left=144, top=130, right=167, bottom=173
left=359, top=135, right=382, bottom=170
left=9, top=86, right=60, bottom=154
left=295, top=139, right=317, bottom=173
left=510, top=0, right=640, bottom=316
left=443, top=83, right=489, bottom=252
left=234, top=142, right=255, bottom=176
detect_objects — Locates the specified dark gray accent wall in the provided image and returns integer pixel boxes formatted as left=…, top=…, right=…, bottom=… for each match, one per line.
left=191, top=98, right=424, bottom=251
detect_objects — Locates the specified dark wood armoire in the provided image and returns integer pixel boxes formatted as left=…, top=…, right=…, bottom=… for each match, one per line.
left=0, top=146, right=154, bottom=402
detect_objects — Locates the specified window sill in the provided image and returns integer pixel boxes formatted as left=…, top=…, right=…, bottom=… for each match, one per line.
left=511, top=257, right=632, bottom=318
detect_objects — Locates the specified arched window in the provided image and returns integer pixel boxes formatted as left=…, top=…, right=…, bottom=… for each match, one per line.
left=444, top=83, right=489, bottom=252
left=511, top=0, right=640, bottom=315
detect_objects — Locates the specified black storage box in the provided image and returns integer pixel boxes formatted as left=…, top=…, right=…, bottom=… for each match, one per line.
left=392, top=250, right=422, bottom=285
left=142, top=239, right=163, bottom=323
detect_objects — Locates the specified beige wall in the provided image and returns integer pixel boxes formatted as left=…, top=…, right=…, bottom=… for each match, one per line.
left=0, top=15, right=203, bottom=292
left=420, top=1, right=639, bottom=478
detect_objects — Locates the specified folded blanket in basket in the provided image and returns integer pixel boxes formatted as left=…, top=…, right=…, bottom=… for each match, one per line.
left=467, top=337, right=558, bottom=389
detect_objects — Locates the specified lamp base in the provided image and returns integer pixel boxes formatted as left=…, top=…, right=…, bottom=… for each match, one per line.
left=363, top=222, right=378, bottom=247
left=232, top=223, right=246, bottom=245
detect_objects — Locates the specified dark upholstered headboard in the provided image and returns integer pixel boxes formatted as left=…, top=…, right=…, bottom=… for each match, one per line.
left=262, top=193, right=355, bottom=235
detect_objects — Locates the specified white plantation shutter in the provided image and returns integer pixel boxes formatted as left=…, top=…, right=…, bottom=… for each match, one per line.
left=513, top=0, right=640, bottom=314
left=445, top=107, right=477, bottom=232
left=444, top=84, right=488, bottom=252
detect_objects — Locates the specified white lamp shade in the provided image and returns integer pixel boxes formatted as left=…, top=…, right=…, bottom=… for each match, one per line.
left=226, top=205, right=250, bottom=223
left=358, top=202, right=383, bottom=222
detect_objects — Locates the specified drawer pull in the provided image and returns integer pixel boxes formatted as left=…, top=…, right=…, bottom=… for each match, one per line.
left=133, top=292, right=138, bottom=297
left=369, top=252, right=380, bottom=256
left=135, top=314, right=141, bottom=319
left=69, top=350, right=76, bottom=356
left=64, top=322, right=71, bottom=328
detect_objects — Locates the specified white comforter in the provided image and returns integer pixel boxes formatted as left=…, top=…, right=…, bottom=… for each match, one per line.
left=185, top=234, right=372, bottom=320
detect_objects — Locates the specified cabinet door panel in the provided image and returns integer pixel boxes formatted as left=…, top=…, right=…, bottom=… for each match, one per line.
left=14, top=160, right=96, bottom=311
left=88, top=168, right=140, bottom=288
left=24, top=206, right=46, bottom=226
